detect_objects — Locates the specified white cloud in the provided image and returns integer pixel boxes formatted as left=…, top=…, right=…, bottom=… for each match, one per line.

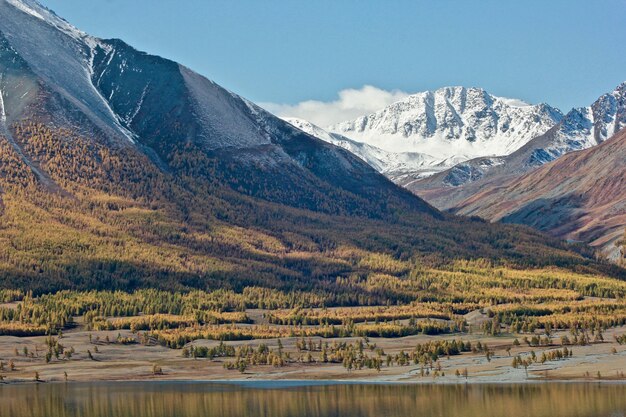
left=498, top=97, right=531, bottom=108
left=260, top=85, right=410, bottom=127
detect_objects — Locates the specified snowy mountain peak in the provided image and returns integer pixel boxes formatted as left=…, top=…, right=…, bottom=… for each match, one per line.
left=405, top=81, right=626, bottom=211
left=328, top=86, right=563, bottom=162
left=539, top=81, right=626, bottom=165
left=288, top=88, right=563, bottom=184
left=611, top=81, right=626, bottom=95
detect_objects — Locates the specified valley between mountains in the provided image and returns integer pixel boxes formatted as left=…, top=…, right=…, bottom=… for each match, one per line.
left=0, top=0, right=625, bottom=384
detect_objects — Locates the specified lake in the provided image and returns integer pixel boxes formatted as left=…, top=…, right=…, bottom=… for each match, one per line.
left=1, top=381, right=626, bottom=417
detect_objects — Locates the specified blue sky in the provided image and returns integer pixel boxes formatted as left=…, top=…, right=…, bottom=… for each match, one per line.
left=41, top=0, right=626, bottom=125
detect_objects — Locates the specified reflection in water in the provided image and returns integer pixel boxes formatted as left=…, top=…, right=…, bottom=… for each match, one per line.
left=1, top=382, right=626, bottom=417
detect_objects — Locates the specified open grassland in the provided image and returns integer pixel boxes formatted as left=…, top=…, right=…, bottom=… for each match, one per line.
left=2, top=323, right=626, bottom=384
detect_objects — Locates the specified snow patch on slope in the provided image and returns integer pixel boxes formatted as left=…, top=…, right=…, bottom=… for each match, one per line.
left=285, top=117, right=445, bottom=180
left=0, top=82, right=6, bottom=123
left=83, top=42, right=137, bottom=143
left=126, top=83, right=149, bottom=125
left=498, top=97, right=531, bottom=108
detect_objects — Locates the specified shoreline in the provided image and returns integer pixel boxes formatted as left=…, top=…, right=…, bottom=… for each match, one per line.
left=1, top=376, right=625, bottom=387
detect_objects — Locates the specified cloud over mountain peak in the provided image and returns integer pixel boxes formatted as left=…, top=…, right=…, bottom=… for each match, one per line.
left=261, top=85, right=409, bottom=126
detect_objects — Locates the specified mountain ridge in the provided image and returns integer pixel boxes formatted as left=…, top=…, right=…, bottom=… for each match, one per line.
left=327, top=86, right=563, bottom=168
left=409, top=82, right=626, bottom=209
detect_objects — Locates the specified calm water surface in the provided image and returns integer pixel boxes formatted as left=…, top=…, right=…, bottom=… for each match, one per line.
left=1, top=381, right=625, bottom=417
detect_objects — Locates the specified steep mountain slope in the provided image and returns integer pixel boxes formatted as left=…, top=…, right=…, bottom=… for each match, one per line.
left=409, top=83, right=626, bottom=209
left=328, top=86, right=562, bottom=171
left=452, top=127, right=626, bottom=259
left=0, top=0, right=619, bottom=295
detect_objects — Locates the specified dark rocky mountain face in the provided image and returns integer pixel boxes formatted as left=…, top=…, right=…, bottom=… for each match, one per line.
left=90, top=39, right=193, bottom=152
left=0, top=0, right=619, bottom=294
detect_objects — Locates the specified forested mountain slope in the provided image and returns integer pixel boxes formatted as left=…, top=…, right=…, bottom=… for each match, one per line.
left=0, top=0, right=621, bottom=296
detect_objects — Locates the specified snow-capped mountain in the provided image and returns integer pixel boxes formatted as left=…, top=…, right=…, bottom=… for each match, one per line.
left=328, top=86, right=563, bottom=164
left=526, top=82, right=626, bottom=166
left=285, top=118, right=442, bottom=179
left=408, top=82, right=626, bottom=211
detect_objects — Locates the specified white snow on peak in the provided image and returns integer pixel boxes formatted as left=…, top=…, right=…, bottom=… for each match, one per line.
left=285, top=118, right=340, bottom=144
left=328, top=86, right=563, bottom=164
left=541, top=82, right=626, bottom=163
left=5, top=0, right=44, bottom=20
left=6, top=0, right=93, bottom=45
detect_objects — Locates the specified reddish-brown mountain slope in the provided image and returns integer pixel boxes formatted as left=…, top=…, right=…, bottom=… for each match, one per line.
left=453, top=127, right=626, bottom=259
